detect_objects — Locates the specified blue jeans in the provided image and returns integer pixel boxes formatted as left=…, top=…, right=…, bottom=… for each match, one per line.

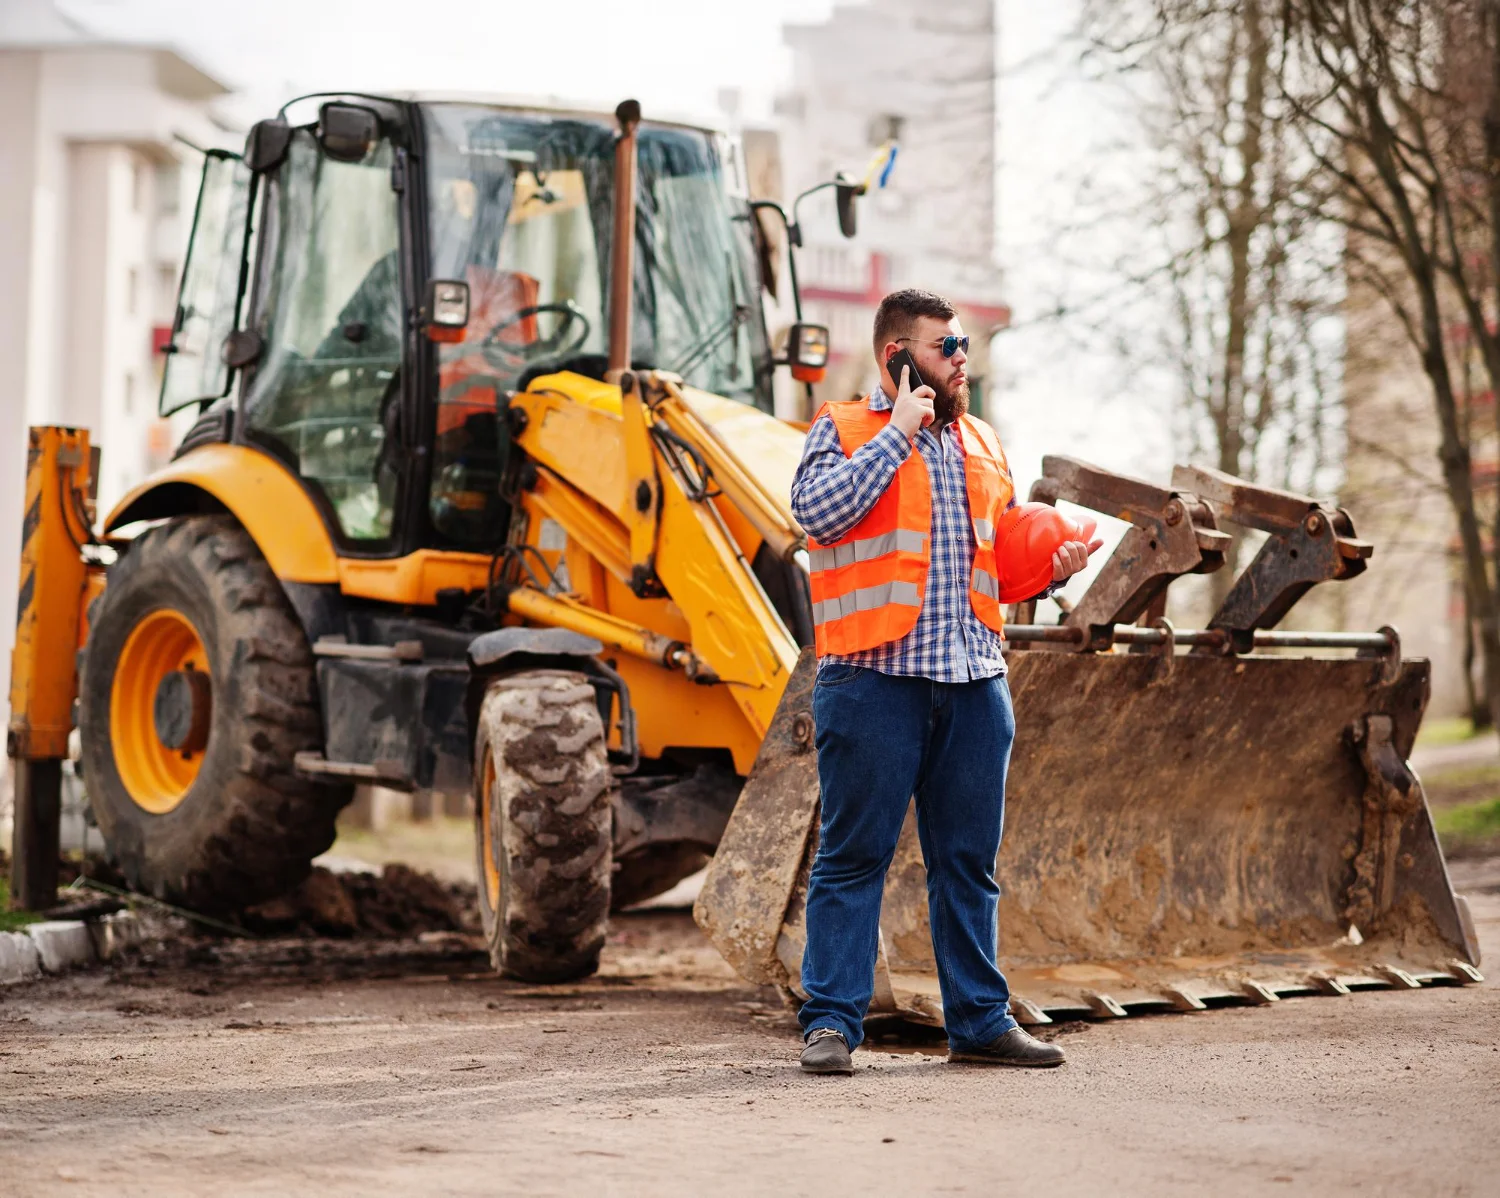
left=798, top=663, right=1018, bottom=1053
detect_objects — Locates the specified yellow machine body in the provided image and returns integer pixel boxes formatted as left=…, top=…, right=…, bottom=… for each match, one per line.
left=7, top=427, right=102, bottom=907
left=9, top=428, right=97, bottom=762
left=98, top=370, right=806, bottom=773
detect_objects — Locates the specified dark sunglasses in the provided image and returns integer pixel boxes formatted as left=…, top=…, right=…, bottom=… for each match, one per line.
left=897, top=335, right=970, bottom=358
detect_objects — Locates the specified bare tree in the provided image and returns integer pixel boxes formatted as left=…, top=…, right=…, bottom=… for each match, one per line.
left=1278, top=0, right=1500, bottom=726
left=1082, top=0, right=1345, bottom=604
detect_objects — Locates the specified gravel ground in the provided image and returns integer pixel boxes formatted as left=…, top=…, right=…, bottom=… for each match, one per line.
left=1, top=867, right=1498, bottom=1197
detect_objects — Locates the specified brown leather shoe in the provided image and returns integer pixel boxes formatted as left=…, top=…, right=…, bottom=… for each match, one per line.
left=948, top=1027, right=1066, bottom=1067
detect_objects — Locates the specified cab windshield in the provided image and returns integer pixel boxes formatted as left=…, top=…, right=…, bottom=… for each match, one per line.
left=422, top=104, right=771, bottom=410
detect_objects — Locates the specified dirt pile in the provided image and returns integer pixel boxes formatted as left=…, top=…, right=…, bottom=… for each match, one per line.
left=238, top=865, right=479, bottom=939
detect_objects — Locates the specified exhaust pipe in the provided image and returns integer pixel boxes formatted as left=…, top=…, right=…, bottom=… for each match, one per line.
left=608, top=99, right=641, bottom=377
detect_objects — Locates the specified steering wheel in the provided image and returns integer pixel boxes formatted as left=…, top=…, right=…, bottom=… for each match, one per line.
left=479, top=299, right=591, bottom=369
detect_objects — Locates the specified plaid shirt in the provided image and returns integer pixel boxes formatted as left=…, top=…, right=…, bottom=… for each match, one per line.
left=791, top=386, right=1012, bottom=683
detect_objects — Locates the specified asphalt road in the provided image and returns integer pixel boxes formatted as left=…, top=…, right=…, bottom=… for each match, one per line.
left=2, top=867, right=1498, bottom=1197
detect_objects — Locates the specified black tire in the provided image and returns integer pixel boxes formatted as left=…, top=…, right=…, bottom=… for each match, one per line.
left=473, top=670, right=613, bottom=982
left=78, top=515, right=352, bottom=912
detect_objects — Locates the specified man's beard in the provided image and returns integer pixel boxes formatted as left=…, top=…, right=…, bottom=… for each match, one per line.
left=934, top=376, right=971, bottom=425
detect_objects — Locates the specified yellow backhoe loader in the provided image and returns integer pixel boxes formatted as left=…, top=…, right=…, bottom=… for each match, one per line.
left=7, top=93, right=1482, bottom=1020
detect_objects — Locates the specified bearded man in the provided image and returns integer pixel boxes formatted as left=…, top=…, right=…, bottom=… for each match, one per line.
left=789, top=288, right=1099, bottom=1075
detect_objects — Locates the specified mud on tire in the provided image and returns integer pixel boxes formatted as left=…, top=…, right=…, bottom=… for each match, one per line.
left=78, top=515, right=352, bottom=912
left=474, top=670, right=614, bottom=982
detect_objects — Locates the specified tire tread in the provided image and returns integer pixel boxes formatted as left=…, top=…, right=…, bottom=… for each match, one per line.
left=475, top=670, right=614, bottom=983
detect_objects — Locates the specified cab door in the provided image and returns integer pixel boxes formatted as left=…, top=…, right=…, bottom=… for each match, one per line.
left=237, top=107, right=410, bottom=553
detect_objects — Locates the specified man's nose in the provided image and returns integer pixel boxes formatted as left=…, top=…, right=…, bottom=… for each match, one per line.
left=951, top=345, right=968, bottom=369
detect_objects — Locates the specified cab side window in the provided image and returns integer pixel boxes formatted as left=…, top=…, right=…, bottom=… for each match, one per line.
left=241, top=129, right=402, bottom=544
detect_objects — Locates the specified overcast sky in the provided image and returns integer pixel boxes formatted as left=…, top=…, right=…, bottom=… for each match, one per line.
left=995, top=2, right=1173, bottom=487
left=57, top=0, right=840, bottom=128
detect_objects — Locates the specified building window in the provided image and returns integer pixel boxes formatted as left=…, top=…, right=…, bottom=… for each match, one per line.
left=123, top=372, right=135, bottom=416
left=127, top=267, right=139, bottom=316
left=156, top=162, right=181, bottom=217
left=158, top=264, right=177, bottom=316
left=132, top=161, right=147, bottom=214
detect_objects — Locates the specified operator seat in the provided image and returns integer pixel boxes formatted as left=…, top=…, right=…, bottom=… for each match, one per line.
left=429, top=268, right=540, bottom=544
left=437, top=266, right=541, bottom=430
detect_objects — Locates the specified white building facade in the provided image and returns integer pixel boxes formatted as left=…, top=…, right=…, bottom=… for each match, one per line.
left=0, top=0, right=235, bottom=796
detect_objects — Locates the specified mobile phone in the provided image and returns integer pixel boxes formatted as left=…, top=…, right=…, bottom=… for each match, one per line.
left=885, top=348, right=925, bottom=393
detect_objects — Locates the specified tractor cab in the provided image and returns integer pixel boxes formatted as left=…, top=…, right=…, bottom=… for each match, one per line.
left=160, top=94, right=832, bottom=559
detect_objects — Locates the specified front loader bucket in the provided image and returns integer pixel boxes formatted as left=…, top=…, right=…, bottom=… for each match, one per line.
left=695, top=460, right=1483, bottom=1027
left=697, top=646, right=1481, bottom=1026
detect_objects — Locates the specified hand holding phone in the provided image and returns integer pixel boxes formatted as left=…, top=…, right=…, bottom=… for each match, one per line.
left=886, top=349, right=936, bottom=436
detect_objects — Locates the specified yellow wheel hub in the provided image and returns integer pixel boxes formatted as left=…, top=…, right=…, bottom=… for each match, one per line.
left=110, top=608, right=210, bottom=814
left=479, top=753, right=501, bottom=911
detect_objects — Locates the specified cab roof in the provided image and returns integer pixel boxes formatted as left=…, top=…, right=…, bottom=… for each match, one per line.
left=282, top=90, right=728, bottom=137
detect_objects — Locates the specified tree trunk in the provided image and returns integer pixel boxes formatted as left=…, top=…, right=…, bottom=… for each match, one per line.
left=1350, top=66, right=1500, bottom=743
left=1208, top=0, right=1270, bottom=612
left=1464, top=591, right=1491, bottom=729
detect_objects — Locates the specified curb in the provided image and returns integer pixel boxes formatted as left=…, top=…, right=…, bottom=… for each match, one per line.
left=0, top=909, right=151, bottom=985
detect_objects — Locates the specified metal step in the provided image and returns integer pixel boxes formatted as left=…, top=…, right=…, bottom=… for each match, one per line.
left=293, top=751, right=413, bottom=790
left=313, top=637, right=425, bottom=662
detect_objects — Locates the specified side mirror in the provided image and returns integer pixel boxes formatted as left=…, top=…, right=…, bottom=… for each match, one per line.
left=786, top=322, right=830, bottom=383
left=834, top=173, right=863, bottom=240
left=423, top=279, right=470, bottom=344
left=244, top=118, right=292, bottom=172
left=319, top=103, right=380, bottom=163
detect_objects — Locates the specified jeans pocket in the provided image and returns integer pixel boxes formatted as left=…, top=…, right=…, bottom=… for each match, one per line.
left=816, top=661, right=864, bottom=688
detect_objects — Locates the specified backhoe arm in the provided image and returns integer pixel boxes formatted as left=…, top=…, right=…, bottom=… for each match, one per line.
left=506, top=375, right=802, bottom=746
left=8, top=427, right=102, bottom=909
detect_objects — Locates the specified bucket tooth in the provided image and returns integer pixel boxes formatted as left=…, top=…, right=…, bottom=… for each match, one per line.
left=1163, top=986, right=1207, bottom=1012
left=1008, top=996, right=1052, bottom=1026
left=1377, top=964, right=1422, bottom=990
left=1239, top=981, right=1281, bottom=1005
left=1448, top=960, right=1485, bottom=984
left=1309, top=972, right=1351, bottom=996
left=1084, top=992, right=1128, bottom=1019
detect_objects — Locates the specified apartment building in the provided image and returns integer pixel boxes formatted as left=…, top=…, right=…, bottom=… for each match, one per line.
left=0, top=0, right=234, bottom=796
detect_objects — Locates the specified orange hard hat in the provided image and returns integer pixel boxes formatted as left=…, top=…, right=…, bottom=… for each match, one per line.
left=993, top=502, right=1098, bottom=602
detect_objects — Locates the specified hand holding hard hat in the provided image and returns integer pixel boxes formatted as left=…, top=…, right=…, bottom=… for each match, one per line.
left=993, top=502, right=1105, bottom=601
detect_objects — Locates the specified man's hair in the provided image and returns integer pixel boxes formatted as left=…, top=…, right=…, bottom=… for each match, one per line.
left=872, top=288, right=956, bottom=357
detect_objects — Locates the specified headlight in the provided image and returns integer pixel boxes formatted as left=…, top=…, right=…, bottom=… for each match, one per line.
left=788, top=321, right=829, bottom=382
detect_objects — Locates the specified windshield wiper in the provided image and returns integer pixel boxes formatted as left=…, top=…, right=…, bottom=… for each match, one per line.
left=668, top=305, right=748, bottom=381
left=669, top=253, right=751, bottom=383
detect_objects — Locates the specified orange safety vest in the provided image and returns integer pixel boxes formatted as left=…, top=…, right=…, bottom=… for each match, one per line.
left=807, top=397, right=1015, bottom=656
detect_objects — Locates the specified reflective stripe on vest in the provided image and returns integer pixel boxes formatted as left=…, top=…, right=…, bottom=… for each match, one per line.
left=807, top=397, right=1014, bottom=656
left=810, top=581, right=924, bottom=626
left=807, top=528, right=927, bottom=572
left=811, top=580, right=923, bottom=627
